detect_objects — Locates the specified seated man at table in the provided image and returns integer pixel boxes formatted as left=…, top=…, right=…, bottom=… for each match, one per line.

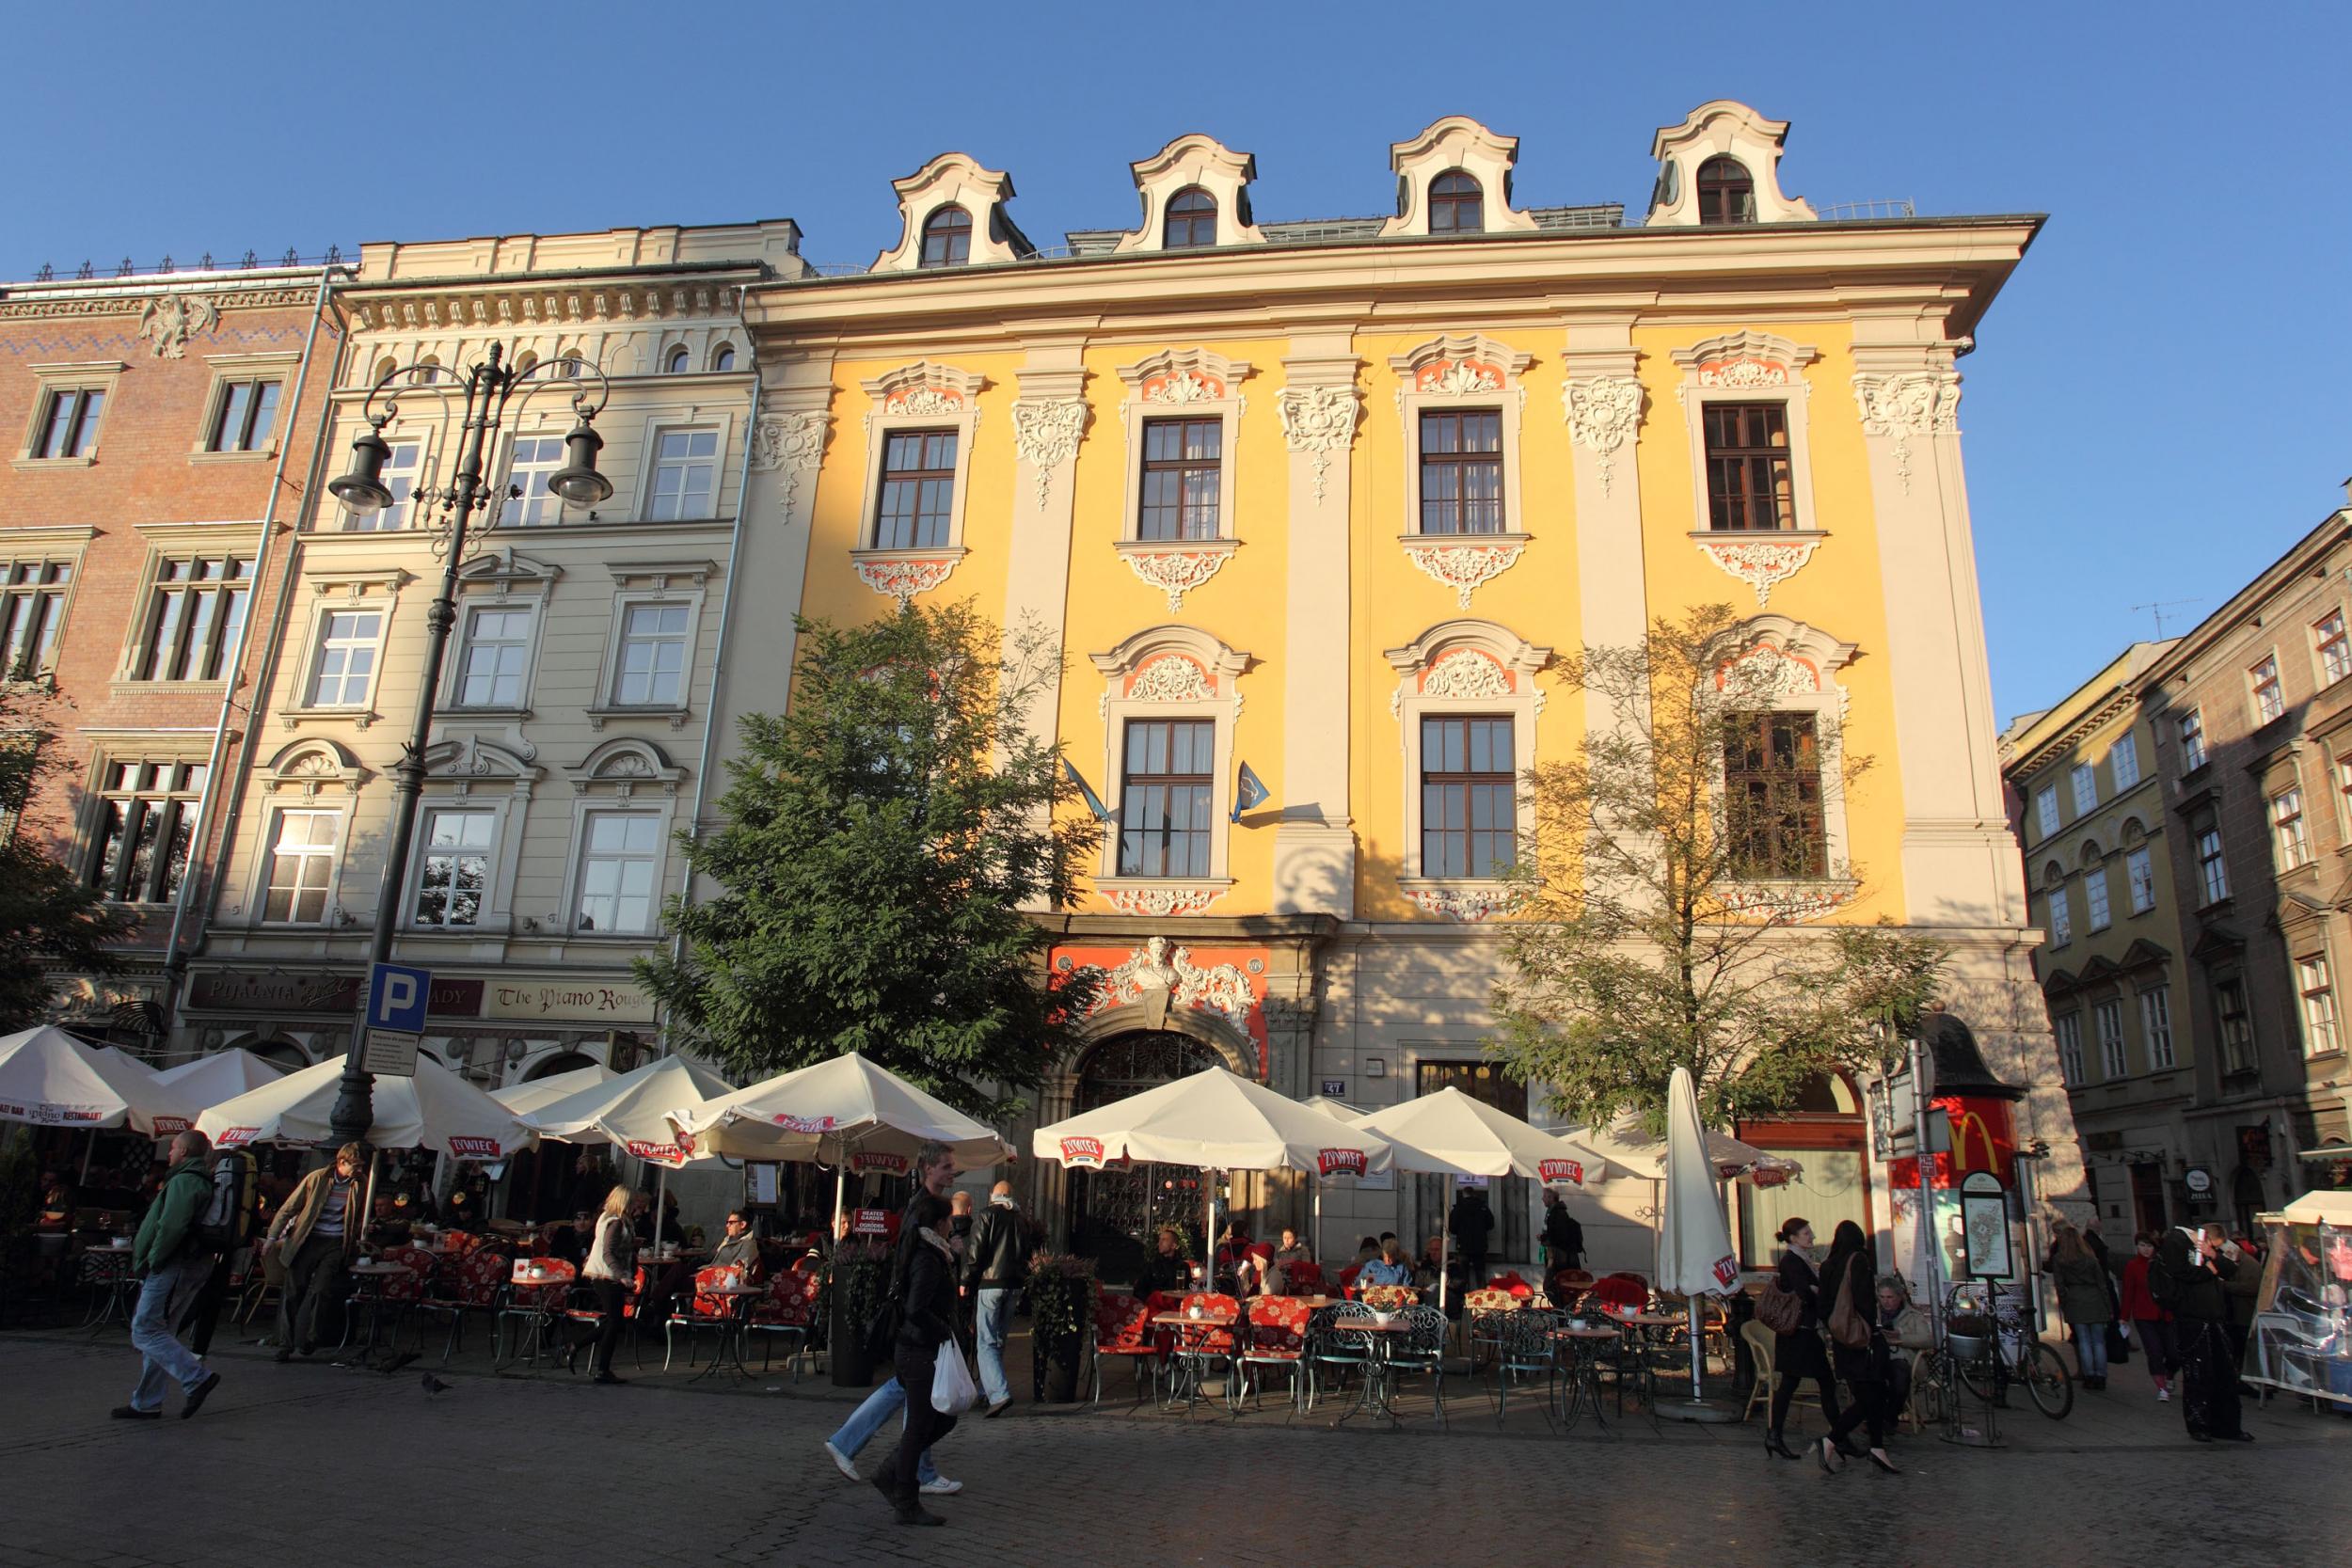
left=1413, top=1234, right=1465, bottom=1300
left=1135, top=1227, right=1191, bottom=1300
left=1359, top=1239, right=1413, bottom=1288
left=711, top=1210, right=762, bottom=1276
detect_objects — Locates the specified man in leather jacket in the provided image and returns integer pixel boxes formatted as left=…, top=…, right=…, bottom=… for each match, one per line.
left=964, top=1180, right=1027, bottom=1418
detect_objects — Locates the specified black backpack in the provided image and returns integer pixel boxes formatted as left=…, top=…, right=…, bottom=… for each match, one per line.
left=195, top=1149, right=257, bottom=1252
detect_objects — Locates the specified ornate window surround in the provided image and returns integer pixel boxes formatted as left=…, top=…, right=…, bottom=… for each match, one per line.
left=870, top=152, right=1034, bottom=272
left=13, top=359, right=124, bottom=469
left=109, top=519, right=270, bottom=694
left=189, top=351, right=301, bottom=464
left=1705, top=614, right=1860, bottom=921
left=1672, top=330, right=1826, bottom=606
left=1113, top=347, right=1251, bottom=610
left=0, top=524, right=95, bottom=686
left=586, top=558, right=716, bottom=732
left=402, top=736, right=540, bottom=936
left=852, top=360, right=985, bottom=608
left=232, top=738, right=368, bottom=928
left=1390, top=333, right=1534, bottom=607
left=1645, top=100, right=1818, bottom=228
left=1088, top=625, right=1251, bottom=913
left=1379, top=117, right=1538, bottom=239
left=276, top=560, right=411, bottom=730
left=1113, top=135, right=1265, bottom=254
left=557, top=738, right=687, bottom=942
left=1384, top=618, right=1551, bottom=919
left=437, top=546, right=561, bottom=717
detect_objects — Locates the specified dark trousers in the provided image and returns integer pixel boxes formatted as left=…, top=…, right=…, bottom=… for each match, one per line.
left=2134, top=1317, right=2176, bottom=1380
left=585, top=1278, right=628, bottom=1373
left=176, top=1251, right=232, bottom=1356
left=1828, top=1338, right=1892, bottom=1448
left=1770, top=1328, right=1844, bottom=1435
left=278, top=1234, right=348, bottom=1352
left=2176, top=1316, right=2243, bottom=1437
left=883, top=1341, right=959, bottom=1503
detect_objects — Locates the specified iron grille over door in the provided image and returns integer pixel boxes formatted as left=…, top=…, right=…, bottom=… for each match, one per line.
left=1070, top=1032, right=1222, bottom=1281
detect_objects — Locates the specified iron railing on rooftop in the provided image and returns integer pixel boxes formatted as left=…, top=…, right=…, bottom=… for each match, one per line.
left=26, top=248, right=349, bottom=283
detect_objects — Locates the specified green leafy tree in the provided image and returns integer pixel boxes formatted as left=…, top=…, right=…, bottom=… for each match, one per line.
left=1488, top=604, right=1945, bottom=1133
left=639, top=602, right=1102, bottom=1121
left=0, top=685, right=134, bottom=1033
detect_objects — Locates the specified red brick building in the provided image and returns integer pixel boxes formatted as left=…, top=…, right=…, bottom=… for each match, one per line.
left=0, top=262, right=343, bottom=1046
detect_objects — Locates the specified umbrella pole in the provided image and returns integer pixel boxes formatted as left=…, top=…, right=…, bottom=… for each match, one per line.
left=1312, top=1182, right=1322, bottom=1267
left=1688, top=1291, right=1704, bottom=1403
left=1438, top=1173, right=1453, bottom=1316
left=80, top=1128, right=96, bottom=1182
left=831, top=1162, right=846, bottom=1243
left=655, top=1164, right=670, bottom=1254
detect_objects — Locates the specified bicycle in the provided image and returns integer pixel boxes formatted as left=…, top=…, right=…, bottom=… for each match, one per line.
left=1945, top=1282, right=2073, bottom=1419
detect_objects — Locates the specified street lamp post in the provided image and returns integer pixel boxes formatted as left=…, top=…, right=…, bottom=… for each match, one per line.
left=323, top=346, right=612, bottom=1149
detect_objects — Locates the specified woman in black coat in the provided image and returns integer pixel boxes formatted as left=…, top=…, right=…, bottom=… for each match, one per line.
left=1816, top=1219, right=1900, bottom=1474
left=877, top=1192, right=964, bottom=1527
left=1766, top=1216, right=1845, bottom=1460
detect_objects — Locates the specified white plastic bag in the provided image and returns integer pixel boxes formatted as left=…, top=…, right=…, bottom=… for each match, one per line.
left=931, top=1343, right=977, bottom=1415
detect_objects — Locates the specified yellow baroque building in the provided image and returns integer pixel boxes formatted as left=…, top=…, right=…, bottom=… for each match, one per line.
left=721, top=103, right=2082, bottom=1267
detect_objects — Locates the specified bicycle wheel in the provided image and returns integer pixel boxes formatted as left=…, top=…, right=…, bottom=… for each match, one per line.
left=2025, top=1340, right=2074, bottom=1418
left=1958, top=1350, right=1998, bottom=1405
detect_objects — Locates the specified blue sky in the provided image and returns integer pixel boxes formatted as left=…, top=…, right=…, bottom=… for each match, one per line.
left=8, top=2, right=2346, bottom=721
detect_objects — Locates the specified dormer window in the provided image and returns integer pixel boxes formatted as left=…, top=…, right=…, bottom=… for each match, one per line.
left=664, top=346, right=691, bottom=374
left=1165, top=187, right=1218, bottom=249
left=1696, top=155, right=1756, bottom=225
left=711, top=345, right=737, bottom=372
left=1429, top=170, right=1483, bottom=233
left=920, top=205, right=973, bottom=268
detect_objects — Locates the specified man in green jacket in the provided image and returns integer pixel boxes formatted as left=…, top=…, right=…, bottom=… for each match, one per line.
left=114, top=1130, right=223, bottom=1420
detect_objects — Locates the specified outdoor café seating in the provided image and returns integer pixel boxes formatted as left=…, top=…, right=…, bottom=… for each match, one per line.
left=1593, top=1272, right=1648, bottom=1315
left=1091, top=1291, right=1161, bottom=1406
left=663, top=1264, right=744, bottom=1370
left=1464, top=1286, right=1521, bottom=1370
left=496, top=1256, right=577, bottom=1370
left=1355, top=1283, right=1418, bottom=1312
left=747, top=1265, right=820, bottom=1376
left=1232, top=1292, right=1311, bottom=1410
left=342, top=1244, right=434, bottom=1354
left=420, top=1245, right=509, bottom=1365
left=1387, top=1304, right=1451, bottom=1422
left=561, top=1265, right=650, bottom=1373
left=1166, top=1290, right=1239, bottom=1411
left=1492, top=1309, right=1562, bottom=1423
left=1304, top=1301, right=1376, bottom=1412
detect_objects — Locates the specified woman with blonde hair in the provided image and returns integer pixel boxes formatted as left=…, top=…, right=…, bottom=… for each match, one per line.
left=573, top=1183, right=641, bottom=1384
left=2046, top=1219, right=2113, bottom=1390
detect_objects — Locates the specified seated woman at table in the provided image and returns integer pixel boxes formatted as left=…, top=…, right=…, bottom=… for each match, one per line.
left=1135, top=1227, right=1192, bottom=1300
left=1359, top=1239, right=1413, bottom=1288
left=1353, top=1236, right=1382, bottom=1269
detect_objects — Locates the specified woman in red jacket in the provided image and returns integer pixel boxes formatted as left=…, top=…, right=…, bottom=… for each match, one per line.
left=2119, top=1230, right=2175, bottom=1402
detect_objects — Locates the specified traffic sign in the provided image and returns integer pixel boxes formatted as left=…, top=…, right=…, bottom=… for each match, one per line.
left=366, top=962, right=432, bottom=1034
left=362, top=1027, right=421, bottom=1077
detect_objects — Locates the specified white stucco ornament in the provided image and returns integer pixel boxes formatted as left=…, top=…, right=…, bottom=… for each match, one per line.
left=1403, top=538, right=1525, bottom=607
left=1693, top=535, right=1822, bottom=607
left=1404, top=885, right=1520, bottom=922
left=1125, top=655, right=1214, bottom=705
left=854, top=554, right=961, bottom=609
left=748, top=411, right=828, bottom=515
left=883, top=387, right=963, bottom=417
left=1562, top=376, right=1645, bottom=495
left=1419, top=649, right=1514, bottom=701
left=1123, top=546, right=1232, bottom=611
left=137, top=293, right=220, bottom=357
left=1010, top=398, right=1088, bottom=511
left=1100, top=884, right=1227, bottom=918
left=1096, top=936, right=1257, bottom=1036
left=1277, top=385, right=1358, bottom=504
left=1851, top=372, right=1961, bottom=494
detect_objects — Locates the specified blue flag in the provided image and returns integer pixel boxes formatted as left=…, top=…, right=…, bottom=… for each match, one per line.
left=1063, top=759, right=1115, bottom=822
left=1232, top=761, right=1270, bottom=823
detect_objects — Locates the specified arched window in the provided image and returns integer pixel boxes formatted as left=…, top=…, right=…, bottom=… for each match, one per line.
left=1164, top=186, right=1218, bottom=249
left=1429, top=169, right=1483, bottom=233
left=2042, top=860, right=2064, bottom=890
left=919, top=205, right=972, bottom=268
left=664, top=345, right=690, bottom=374
left=710, top=344, right=736, bottom=372
left=1696, top=156, right=1756, bottom=225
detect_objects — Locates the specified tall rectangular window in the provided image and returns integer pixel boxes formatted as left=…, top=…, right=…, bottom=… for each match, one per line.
left=206, top=379, right=282, bottom=452
left=1701, top=403, right=1793, bottom=531
left=2126, top=845, right=2156, bottom=913
left=2140, top=986, right=2176, bottom=1069
left=2055, top=1013, right=2084, bottom=1085
left=413, top=808, right=494, bottom=928
left=2084, top=865, right=2111, bottom=931
left=342, top=439, right=421, bottom=531
left=2071, top=761, right=2098, bottom=816
left=2215, top=979, right=2255, bottom=1074
left=305, top=610, right=381, bottom=707
left=575, top=812, right=660, bottom=934
left=2296, top=955, right=2342, bottom=1057
left=612, top=603, right=689, bottom=706
left=262, top=809, right=340, bottom=924
left=2319, top=610, right=2352, bottom=686
left=136, top=558, right=251, bottom=682
left=454, top=605, right=532, bottom=707
left=2195, top=819, right=2229, bottom=905
left=34, top=387, right=104, bottom=459
left=2047, top=882, right=2071, bottom=946
left=1420, top=714, right=1517, bottom=879
left=87, top=761, right=206, bottom=904
left=2273, top=787, right=2313, bottom=871
left=1137, top=418, right=1223, bottom=541
left=872, top=430, right=957, bottom=548
left=1723, top=711, right=1825, bottom=879
left=2178, top=708, right=2206, bottom=769
left=646, top=429, right=719, bottom=521
left=1417, top=410, right=1503, bottom=534
left=1117, top=718, right=1216, bottom=878
left=2109, top=734, right=2140, bottom=791
left=500, top=435, right=571, bottom=527
left=1, top=562, right=72, bottom=680
left=2094, top=999, right=2128, bottom=1080
left=2034, top=786, right=2059, bottom=840
left=2251, top=655, right=2284, bottom=723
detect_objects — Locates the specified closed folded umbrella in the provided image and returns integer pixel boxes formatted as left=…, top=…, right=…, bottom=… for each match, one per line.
left=1654, top=1065, right=1740, bottom=1418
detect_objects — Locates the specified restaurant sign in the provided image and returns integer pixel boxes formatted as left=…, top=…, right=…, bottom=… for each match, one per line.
left=187, top=969, right=484, bottom=1018
left=1537, top=1158, right=1584, bottom=1186
left=850, top=1208, right=891, bottom=1237
left=1315, top=1148, right=1367, bottom=1178
left=1711, top=1254, right=1740, bottom=1289
left=485, top=978, right=658, bottom=1024
left=213, top=1127, right=262, bottom=1148
left=0, top=1100, right=106, bottom=1124
left=150, top=1116, right=193, bottom=1136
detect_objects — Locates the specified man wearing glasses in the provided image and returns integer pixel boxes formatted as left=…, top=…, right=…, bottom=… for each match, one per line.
left=713, top=1211, right=761, bottom=1275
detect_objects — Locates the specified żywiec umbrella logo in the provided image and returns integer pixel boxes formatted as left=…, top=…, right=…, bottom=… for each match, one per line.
left=151, top=1116, right=192, bottom=1135
left=215, top=1127, right=260, bottom=1148
left=851, top=1151, right=909, bottom=1175
left=1316, top=1148, right=1367, bottom=1177
left=1538, top=1158, right=1583, bottom=1184
left=1059, top=1135, right=1107, bottom=1167
left=770, top=1114, right=838, bottom=1133
left=625, top=1140, right=690, bottom=1166
left=447, top=1136, right=502, bottom=1159
left=1711, top=1254, right=1740, bottom=1289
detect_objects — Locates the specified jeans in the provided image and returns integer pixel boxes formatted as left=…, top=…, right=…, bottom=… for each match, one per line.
left=129, top=1258, right=211, bottom=1412
left=829, top=1375, right=937, bottom=1485
left=975, top=1287, right=1013, bottom=1406
left=2074, top=1323, right=2110, bottom=1379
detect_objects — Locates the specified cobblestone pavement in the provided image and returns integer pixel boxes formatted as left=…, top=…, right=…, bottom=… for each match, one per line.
left=5, top=1328, right=2346, bottom=1568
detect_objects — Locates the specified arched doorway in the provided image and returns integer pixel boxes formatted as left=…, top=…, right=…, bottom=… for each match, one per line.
left=1069, top=1031, right=1221, bottom=1280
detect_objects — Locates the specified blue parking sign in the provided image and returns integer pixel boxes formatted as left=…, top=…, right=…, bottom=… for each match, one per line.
left=366, top=962, right=433, bottom=1034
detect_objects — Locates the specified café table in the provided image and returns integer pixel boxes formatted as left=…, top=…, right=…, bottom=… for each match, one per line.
left=689, top=1284, right=768, bottom=1383
left=1549, top=1324, right=1621, bottom=1433
left=1337, top=1316, right=1415, bottom=1427
left=1152, top=1310, right=1236, bottom=1411
left=345, top=1259, right=416, bottom=1357
left=501, top=1260, right=573, bottom=1369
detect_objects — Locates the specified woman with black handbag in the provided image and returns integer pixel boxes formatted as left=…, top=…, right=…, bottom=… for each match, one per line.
left=1763, top=1217, right=1845, bottom=1462
left=1818, top=1220, right=1900, bottom=1475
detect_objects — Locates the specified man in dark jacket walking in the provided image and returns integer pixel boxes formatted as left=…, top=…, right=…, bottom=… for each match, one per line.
left=114, top=1131, right=223, bottom=1420
left=1541, top=1188, right=1584, bottom=1273
left=965, top=1180, right=1026, bottom=1418
left=1449, top=1187, right=1495, bottom=1287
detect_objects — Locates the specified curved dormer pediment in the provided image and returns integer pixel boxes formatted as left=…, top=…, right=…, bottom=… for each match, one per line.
left=871, top=151, right=1035, bottom=273
left=1380, top=116, right=1537, bottom=238
left=1114, top=135, right=1264, bottom=254
left=1645, top=100, right=1816, bottom=227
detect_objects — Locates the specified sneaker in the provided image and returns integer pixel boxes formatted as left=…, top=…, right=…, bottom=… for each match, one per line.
left=182, top=1371, right=221, bottom=1419
left=822, top=1440, right=859, bottom=1482
left=109, top=1405, right=161, bottom=1420
left=983, top=1397, right=1013, bottom=1419
left=2158, top=1387, right=2170, bottom=1402
left=919, top=1477, right=963, bottom=1496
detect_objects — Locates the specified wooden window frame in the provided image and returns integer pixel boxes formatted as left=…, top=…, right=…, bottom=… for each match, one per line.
left=1136, top=417, right=1223, bottom=542
left=1417, top=712, right=1518, bottom=881
left=134, top=555, right=255, bottom=685
left=1427, top=169, right=1483, bottom=233
left=1701, top=402, right=1796, bottom=531
left=1164, top=186, right=1218, bottom=249
left=85, top=759, right=207, bottom=906
left=1116, top=717, right=1217, bottom=879
left=919, top=205, right=973, bottom=268
left=261, top=806, right=343, bottom=927
left=871, top=428, right=961, bottom=550
left=1695, top=155, right=1756, bottom=225
left=1723, top=709, right=1828, bottom=880
left=1416, top=409, right=1505, bottom=535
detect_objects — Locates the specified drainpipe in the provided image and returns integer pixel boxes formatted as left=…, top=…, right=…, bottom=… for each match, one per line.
left=158, top=264, right=348, bottom=1048
left=654, top=282, right=761, bottom=1067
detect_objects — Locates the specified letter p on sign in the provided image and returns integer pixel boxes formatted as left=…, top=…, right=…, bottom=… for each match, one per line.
left=367, top=962, right=433, bottom=1035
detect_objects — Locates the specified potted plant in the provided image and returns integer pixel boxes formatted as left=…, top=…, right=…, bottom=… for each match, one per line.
left=1026, top=1250, right=1098, bottom=1403
left=825, top=1237, right=892, bottom=1388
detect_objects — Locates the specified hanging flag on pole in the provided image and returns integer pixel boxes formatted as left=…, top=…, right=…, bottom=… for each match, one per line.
left=1232, top=761, right=1270, bottom=823
left=1062, top=759, right=1115, bottom=822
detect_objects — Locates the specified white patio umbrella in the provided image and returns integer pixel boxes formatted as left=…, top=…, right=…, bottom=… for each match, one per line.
left=195, top=1055, right=532, bottom=1159
left=1654, top=1065, right=1741, bottom=1419
left=0, top=1024, right=179, bottom=1138
left=150, top=1049, right=289, bottom=1132
left=519, top=1053, right=737, bottom=1235
left=1349, top=1086, right=1608, bottom=1312
left=1553, top=1109, right=1801, bottom=1255
left=491, top=1063, right=613, bottom=1118
left=1299, top=1094, right=1365, bottom=1261
left=1035, top=1068, right=1393, bottom=1295
left=669, top=1051, right=1013, bottom=1234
